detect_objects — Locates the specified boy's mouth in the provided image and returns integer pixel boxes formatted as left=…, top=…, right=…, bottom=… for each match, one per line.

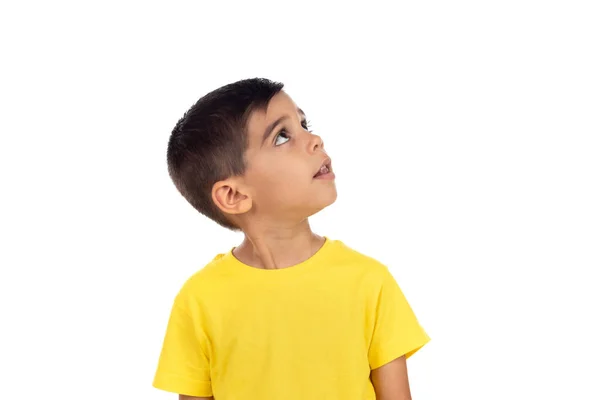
left=313, top=158, right=335, bottom=179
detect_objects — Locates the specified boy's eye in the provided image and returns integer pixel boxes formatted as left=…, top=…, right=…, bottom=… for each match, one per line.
left=303, top=119, right=312, bottom=132
left=274, top=131, right=290, bottom=146
left=273, top=120, right=312, bottom=146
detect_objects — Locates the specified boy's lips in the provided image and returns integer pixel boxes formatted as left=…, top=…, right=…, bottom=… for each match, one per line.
left=313, top=157, right=335, bottom=179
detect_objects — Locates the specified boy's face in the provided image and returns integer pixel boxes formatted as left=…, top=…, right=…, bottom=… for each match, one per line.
left=239, top=91, right=337, bottom=222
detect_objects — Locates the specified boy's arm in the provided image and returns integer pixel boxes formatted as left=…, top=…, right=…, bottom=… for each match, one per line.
left=179, top=395, right=213, bottom=400
left=370, top=355, right=412, bottom=400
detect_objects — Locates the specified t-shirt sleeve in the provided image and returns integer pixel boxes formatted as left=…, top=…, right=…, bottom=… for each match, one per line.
left=152, top=291, right=212, bottom=397
left=367, top=267, right=431, bottom=370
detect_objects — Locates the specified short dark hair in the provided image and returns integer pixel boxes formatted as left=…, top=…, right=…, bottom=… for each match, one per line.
left=166, top=77, right=285, bottom=231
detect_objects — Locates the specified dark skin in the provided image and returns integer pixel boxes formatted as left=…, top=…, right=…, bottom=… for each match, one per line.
left=179, top=92, right=413, bottom=399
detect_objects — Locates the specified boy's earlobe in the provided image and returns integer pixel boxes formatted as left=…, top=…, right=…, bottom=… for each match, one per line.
left=211, top=179, right=252, bottom=215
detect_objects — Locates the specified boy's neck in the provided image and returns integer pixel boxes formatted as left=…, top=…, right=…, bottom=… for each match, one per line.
left=233, top=220, right=325, bottom=270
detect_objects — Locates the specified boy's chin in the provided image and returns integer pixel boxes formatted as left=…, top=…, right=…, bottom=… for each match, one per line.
left=304, top=195, right=338, bottom=218
left=321, top=189, right=338, bottom=208
left=325, top=191, right=338, bottom=207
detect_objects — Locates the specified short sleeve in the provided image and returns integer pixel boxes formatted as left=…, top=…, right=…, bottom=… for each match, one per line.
left=152, top=293, right=212, bottom=397
left=368, top=268, right=431, bottom=370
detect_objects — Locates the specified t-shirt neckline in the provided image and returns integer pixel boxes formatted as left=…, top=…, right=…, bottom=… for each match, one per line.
left=224, top=236, right=332, bottom=276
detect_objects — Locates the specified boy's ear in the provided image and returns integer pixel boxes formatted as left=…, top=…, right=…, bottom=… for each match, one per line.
left=211, top=178, right=252, bottom=216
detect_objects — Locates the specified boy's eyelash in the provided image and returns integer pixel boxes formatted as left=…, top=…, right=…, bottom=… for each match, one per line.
left=273, top=120, right=313, bottom=144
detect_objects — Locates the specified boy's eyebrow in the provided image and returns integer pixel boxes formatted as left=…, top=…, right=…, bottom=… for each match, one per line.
left=261, top=107, right=306, bottom=146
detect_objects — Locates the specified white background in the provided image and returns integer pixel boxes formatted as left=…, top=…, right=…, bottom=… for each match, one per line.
left=1, top=1, right=599, bottom=399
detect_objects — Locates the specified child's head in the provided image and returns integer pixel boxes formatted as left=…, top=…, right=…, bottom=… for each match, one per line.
left=167, top=77, right=337, bottom=232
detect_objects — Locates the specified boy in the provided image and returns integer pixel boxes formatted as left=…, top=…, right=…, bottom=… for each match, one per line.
left=152, top=77, right=430, bottom=399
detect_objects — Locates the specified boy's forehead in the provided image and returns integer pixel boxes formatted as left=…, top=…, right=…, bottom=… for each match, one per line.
left=249, top=92, right=295, bottom=125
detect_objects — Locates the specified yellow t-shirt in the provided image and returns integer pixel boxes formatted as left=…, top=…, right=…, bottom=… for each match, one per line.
left=153, top=237, right=430, bottom=399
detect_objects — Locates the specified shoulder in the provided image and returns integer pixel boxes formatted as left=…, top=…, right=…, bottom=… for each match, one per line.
left=172, top=251, right=230, bottom=307
left=327, top=239, right=393, bottom=283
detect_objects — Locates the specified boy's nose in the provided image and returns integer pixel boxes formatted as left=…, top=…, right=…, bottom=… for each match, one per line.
left=309, top=133, right=324, bottom=152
